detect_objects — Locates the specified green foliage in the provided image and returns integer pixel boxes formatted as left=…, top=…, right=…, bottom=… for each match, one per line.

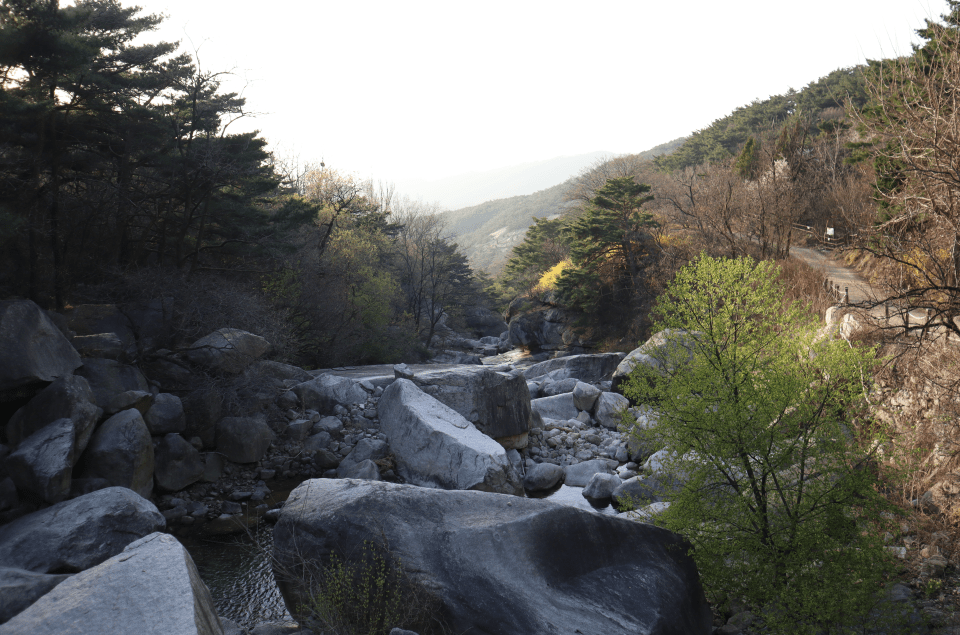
left=501, top=216, right=571, bottom=291
left=621, top=255, right=900, bottom=633
left=555, top=177, right=658, bottom=315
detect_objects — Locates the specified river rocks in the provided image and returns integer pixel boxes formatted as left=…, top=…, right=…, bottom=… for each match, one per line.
left=144, top=393, right=186, bottom=435
left=0, top=487, right=164, bottom=573
left=522, top=462, right=565, bottom=491
left=581, top=472, right=621, bottom=500
left=523, top=353, right=623, bottom=384
left=153, top=433, right=204, bottom=492
left=63, top=304, right=137, bottom=360
left=0, top=567, right=72, bottom=624
left=103, top=389, right=154, bottom=416
left=186, top=328, right=271, bottom=374
left=75, top=358, right=151, bottom=408
left=5, top=374, right=101, bottom=454
left=76, top=408, right=155, bottom=498
left=5, top=418, right=75, bottom=503
left=377, top=379, right=523, bottom=495
left=292, top=374, right=368, bottom=412
left=70, top=333, right=125, bottom=360
left=0, top=300, right=82, bottom=391
left=216, top=417, right=275, bottom=464
left=571, top=381, right=601, bottom=411
left=336, top=459, right=381, bottom=480
left=530, top=393, right=578, bottom=421
left=273, top=479, right=712, bottom=635
left=540, top=377, right=578, bottom=397
left=408, top=366, right=532, bottom=442
left=340, top=438, right=388, bottom=469
left=0, top=533, right=222, bottom=635
left=563, top=459, right=615, bottom=487
left=594, top=391, right=630, bottom=430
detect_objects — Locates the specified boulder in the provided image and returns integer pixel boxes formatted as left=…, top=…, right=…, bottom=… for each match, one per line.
left=594, top=392, right=630, bottom=430
left=5, top=374, right=101, bottom=453
left=74, top=358, right=150, bottom=408
left=76, top=409, right=155, bottom=498
left=571, top=381, right=601, bottom=412
left=336, top=459, right=381, bottom=480
left=62, top=304, right=137, bottom=359
left=244, top=360, right=312, bottom=384
left=153, top=433, right=204, bottom=492
left=522, top=353, right=623, bottom=384
left=508, top=307, right=569, bottom=353
left=215, top=417, right=275, bottom=464
left=144, top=393, right=186, bottom=435
left=0, top=533, right=222, bottom=635
left=70, top=333, right=125, bottom=360
left=377, top=379, right=523, bottom=496
left=409, top=366, right=532, bottom=441
left=540, top=377, right=578, bottom=397
left=182, top=387, right=223, bottom=449
left=302, top=432, right=332, bottom=455
left=103, top=390, right=154, bottom=416
left=0, top=487, right=164, bottom=573
left=273, top=479, right=712, bottom=635
left=186, top=328, right=270, bottom=374
left=0, top=567, right=72, bottom=624
left=462, top=306, right=508, bottom=338
left=6, top=418, right=75, bottom=503
left=581, top=472, right=621, bottom=501
left=612, top=475, right=675, bottom=510
left=292, top=374, right=368, bottom=412
left=340, top=438, right=388, bottom=470
left=120, top=297, right=173, bottom=352
left=522, top=462, right=565, bottom=491
left=611, top=329, right=698, bottom=394
left=530, top=393, right=578, bottom=421
left=563, top=459, right=615, bottom=487
left=0, top=300, right=82, bottom=391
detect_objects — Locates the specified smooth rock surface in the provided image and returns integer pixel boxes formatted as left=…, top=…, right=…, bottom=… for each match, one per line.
left=62, top=304, right=137, bottom=359
left=6, top=418, right=75, bottom=503
left=5, top=375, right=101, bottom=451
left=186, top=328, right=270, bottom=374
left=522, top=462, right=565, bottom=491
left=216, top=417, right=275, bottom=464
left=530, top=393, right=578, bottom=421
left=75, top=358, right=150, bottom=409
left=273, top=479, right=712, bottom=635
left=594, top=391, right=630, bottom=430
left=144, top=393, right=186, bottom=435
left=378, top=379, right=523, bottom=495
left=153, top=433, right=204, bottom=492
left=571, top=381, right=601, bottom=412
left=0, top=300, right=82, bottom=391
left=76, top=408, right=155, bottom=498
left=0, top=567, right=72, bottom=624
left=292, top=374, right=368, bottom=412
left=0, top=533, right=222, bottom=635
left=522, top=353, right=623, bottom=384
left=581, top=472, right=621, bottom=500
left=0, top=487, right=164, bottom=573
left=563, top=459, right=615, bottom=487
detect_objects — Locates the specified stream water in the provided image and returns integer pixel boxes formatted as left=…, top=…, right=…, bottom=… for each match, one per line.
left=183, top=484, right=618, bottom=630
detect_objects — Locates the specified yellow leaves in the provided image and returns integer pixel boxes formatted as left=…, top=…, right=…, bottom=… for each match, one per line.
left=533, top=258, right=571, bottom=293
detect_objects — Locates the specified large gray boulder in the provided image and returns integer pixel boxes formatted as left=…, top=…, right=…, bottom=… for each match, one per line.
left=611, top=329, right=699, bottom=394
left=377, top=379, right=523, bottom=496
left=63, top=304, right=137, bottom=360
left=572, top=381, right=601, bottom=412
left=594, top=391, right=630, bottom=430
left=5, top=418, right=75, bottom=503
left=273, top=479, right=712, bottom=635
left=292, top=374, right=368, bottom=412
left=0, top=300, right=82, bottom=391
left=6, top=374, right=101, bottom=453
left=530, top=393, right=578, bottom=421
left=76, top=408, right=155, bottom=498
left=0, top=533, right=222, bottom=635
left=215, top=417, right=275, bottom=463
left=0, top=567, right=72, bottom=624
left=153, top=433, right=205, bottom=492
left=522, top=462, right=565, bottom=491
left=144, top=393, right=186, bottom=435
left=522, top=353, right=624, bottom=384
left=409, top=366, right=532, bottom=443
left=0, top=487, right=164, bottom=573
left=581, top=472, right=621, bottom=501
left=563, top=459, right=615, bottom=487
left=186, top=328, right=270, bottom=374
left=75, top=358, right=150, bottom=408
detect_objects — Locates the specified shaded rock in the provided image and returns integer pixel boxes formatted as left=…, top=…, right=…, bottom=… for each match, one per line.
left=0, top=487, right=164, bottom=573
left=572, top=382, right=601, bottom=412
left=336, top=459, right=381, bottom=480
left=312, top=416, right=343, bottom=435
left=216, top=417, right=275, bottom=464
left=408, top=366, right=532, bottom=441
left=0, top=533, right=222, bottom=635
left=76, top=409, right=155, bottom=498
left=68, top=477, right=110, bottom=498
left=302, top=432, right=332, bottom=455
left=186, top=328, right=270, bottom=374
left=0, top=567, right=72, bottom=624
left=611, top=329, right=698, bottom=394
left=182, top=387, right=223, bottom=449
left=246, top=360, right=312, bottom=384
left=582, top=472, right=621, bottom=501
left=120, top=298, right=173, bottom=352
left=273, top=479, right=712, bottom=635
left=530, top=393, right=578, bottom=421
left=540, top=377, right=578, bottom=397
left=594, top=392, right=630, bottom=430
left=6, top=418, right=75, bottom=503
left=522, top=463, right=565, bottom=491
left=5, top=374, right=101, bottom=453
left=144, top=393, right=186, bottom=435
left=292, top=374, right=368, bottom=412
left=103, top=390, right=154, bottom=416
left=75, top=358, right=150, bottom=409
left=563, top=459, right=615, bottom=487
left=153, top=434, right=204, bottom=492
left=282, top=419, right=312, bottom=442
left=70, top=333, right=125, bottom=360
left=0, top=478, right=17, bottom=513
left=377, top=379, right=523, bottom=495
left=0, top=300, right=82, bottom=391
left=63, top=304, right=137, bottom=359
left=201, top=453, right=225, bottom=483
left=463, top=305, right=508, bottom=338
left=313, top=450, right=341, bottom=470
left=340, top=438, right=388, bottom=470
left=522, top=353, right=623, bottom=384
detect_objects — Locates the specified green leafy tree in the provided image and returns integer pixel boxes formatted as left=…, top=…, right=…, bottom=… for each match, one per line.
left=556, top=176, right=658, bottom=314
left=621, top=255, right=898, bottom=633
left=501, top=216, right=570, bottom=292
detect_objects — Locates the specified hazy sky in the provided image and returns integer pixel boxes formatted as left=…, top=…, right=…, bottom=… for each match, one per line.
left=127, top=0, right=947, bottom=186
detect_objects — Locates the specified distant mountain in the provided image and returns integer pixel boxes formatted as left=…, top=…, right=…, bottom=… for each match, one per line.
left=396, top=151, right=613, bottom=210
left=445, top=139, right=687, bottom=275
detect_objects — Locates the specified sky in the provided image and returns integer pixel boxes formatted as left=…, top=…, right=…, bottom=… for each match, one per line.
left=125, top=0, right=948, bottom=190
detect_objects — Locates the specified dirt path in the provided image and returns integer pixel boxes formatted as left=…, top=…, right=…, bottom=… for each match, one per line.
left=791, top=246, right=875, bottom=306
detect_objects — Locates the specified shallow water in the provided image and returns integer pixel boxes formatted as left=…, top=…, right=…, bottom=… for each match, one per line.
left=184, top=483, right=618, bottom=629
